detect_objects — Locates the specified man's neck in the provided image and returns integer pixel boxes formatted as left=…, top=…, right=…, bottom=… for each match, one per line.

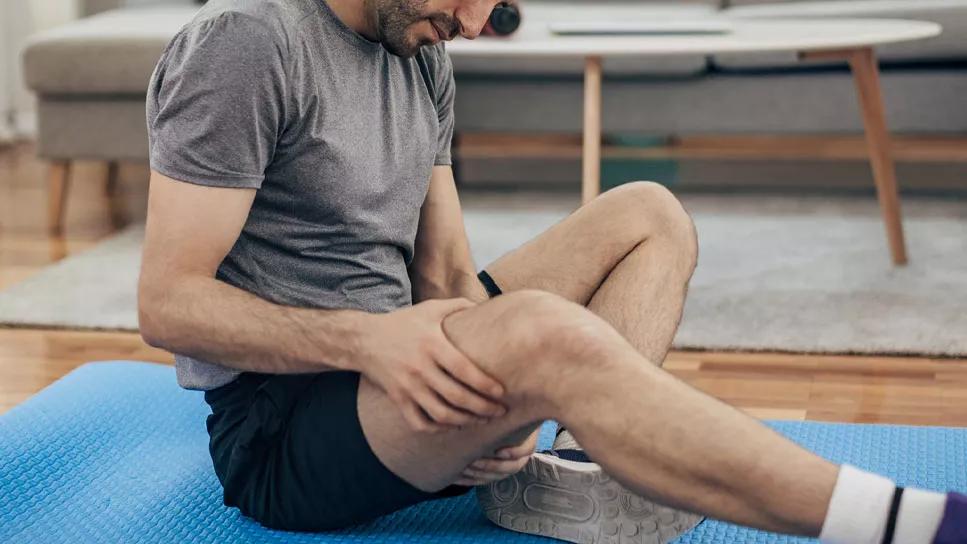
left=324, top=0, right=379, bottom=40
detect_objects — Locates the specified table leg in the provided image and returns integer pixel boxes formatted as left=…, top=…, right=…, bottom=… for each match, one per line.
left=849, top=48, right=908, bottom=265
left=582, top=56, right=603, bottom=205
left=799, top=47, right=908, bottom=265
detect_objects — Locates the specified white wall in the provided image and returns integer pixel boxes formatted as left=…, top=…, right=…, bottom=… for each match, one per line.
left=0, top=0, right=78, bottom=142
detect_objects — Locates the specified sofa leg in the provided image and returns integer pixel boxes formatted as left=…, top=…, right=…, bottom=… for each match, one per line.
left=47, top=161, right=71, bottom=236
left=105, top=161, right=128, bottom=228
left=105, top=161, right=119, bottom=196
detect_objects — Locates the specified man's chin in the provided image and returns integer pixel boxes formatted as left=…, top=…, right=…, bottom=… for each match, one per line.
left=380, top=32, right=433, bottom=58
left=382, top=46, right=413, bottom=58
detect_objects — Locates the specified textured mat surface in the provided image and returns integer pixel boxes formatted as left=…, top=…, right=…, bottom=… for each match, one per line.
left=2, top=362, right=965, bottom=544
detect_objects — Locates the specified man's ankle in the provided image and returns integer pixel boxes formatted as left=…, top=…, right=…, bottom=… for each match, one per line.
left=819, top=465, right=948, bottom=544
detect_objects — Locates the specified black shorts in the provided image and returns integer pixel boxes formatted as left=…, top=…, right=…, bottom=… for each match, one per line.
left=204, top=271, right=504, bottom=531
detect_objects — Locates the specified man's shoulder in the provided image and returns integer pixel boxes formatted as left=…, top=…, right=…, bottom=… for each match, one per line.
left=417, top=43, right=451, bottom=70
left=188, top=0, right=314, bottom=51
left=414, top=43, right=453, bottom=85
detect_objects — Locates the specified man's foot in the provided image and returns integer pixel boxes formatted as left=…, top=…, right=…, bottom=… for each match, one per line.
left=476, top=429, right=703, bottom=544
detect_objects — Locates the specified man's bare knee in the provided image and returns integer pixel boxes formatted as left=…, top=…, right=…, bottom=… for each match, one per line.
left=606, top=181, right=698, bottom=272
left=442, top=290, right=622, bottom=399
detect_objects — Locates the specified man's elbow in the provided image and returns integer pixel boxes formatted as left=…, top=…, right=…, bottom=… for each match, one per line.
left=137, top=282, right=172, bottom=349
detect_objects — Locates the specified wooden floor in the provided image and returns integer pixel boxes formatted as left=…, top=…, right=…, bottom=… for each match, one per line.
left=1, top=142, right=966, bottom=426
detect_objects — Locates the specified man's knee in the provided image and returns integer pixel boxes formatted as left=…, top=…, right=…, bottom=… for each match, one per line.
left=443, top=290, right=618, bottom=388
left=604, top=181, right=698, bottom=270
left=505, top=290, right=615, bottom=359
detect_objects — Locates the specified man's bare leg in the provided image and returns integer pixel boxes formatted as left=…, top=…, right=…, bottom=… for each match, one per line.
left=360, top=290, right=837, bottom=536
left=485, top=182, right=696, bottom=365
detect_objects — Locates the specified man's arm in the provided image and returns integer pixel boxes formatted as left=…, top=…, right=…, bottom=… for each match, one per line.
left=409, top=166, right=490, bottom=304
left=139, top=171, right=505, bottom=430
left=138, top=171, right=368, bottom=374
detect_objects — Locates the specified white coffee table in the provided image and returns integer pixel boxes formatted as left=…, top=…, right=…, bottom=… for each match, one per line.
left=447, top=18, right=942, bottom=265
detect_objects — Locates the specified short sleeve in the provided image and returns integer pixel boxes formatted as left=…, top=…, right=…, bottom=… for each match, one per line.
left=431, top=47, right=456, bottom=166
left=146, top=12, right=289, bottom=189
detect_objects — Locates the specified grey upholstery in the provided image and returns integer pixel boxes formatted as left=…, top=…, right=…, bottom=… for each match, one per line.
left=24, top=7, right=197, bottom=95
left=79, top=0, right=124, bottom=17
left=454, top=70, right=967, bottom=134
left=36, top=99, right=150, bottom=160
left=23, top=6, right=196, bottom=160
left=21, top=0, right=967, bottom=163
left=80, top=0, right=197, bottom=16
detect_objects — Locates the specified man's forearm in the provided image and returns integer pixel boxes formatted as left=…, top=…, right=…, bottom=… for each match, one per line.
left=139, top=274, right=371, bottom=375
left=409, top=166, right=489, bottom=304
left=410, top=257, right=488, bottom=304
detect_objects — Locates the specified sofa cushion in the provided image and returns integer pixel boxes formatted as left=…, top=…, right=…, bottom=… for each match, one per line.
left=451, top=2, right=716, bottom=76
left=716, top=0, right=967, bottom=69
left=23, top=6, right=197, bottom=95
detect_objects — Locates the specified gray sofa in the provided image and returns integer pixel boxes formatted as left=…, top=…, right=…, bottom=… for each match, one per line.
left=22, top=0, right=967, bottom=233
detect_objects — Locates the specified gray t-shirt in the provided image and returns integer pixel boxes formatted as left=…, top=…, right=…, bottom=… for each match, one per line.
left=146, top=0, right=455, bottom=390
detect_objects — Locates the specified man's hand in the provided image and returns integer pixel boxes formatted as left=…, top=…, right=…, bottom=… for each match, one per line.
left=358, top=298, right=507, bottom=433
left=454, top=428, right=540, bottom=486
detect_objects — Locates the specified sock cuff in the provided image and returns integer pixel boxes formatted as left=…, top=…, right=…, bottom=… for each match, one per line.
left=820, top=465, right=896, bottom=544
left=893, top=488, right=946, bottom=544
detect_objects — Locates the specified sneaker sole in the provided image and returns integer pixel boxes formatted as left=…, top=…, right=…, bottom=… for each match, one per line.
left=476, top=453, right=703, bottom=544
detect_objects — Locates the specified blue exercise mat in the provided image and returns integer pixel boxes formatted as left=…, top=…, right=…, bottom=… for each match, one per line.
left=1, top=362, right=965, bottom=543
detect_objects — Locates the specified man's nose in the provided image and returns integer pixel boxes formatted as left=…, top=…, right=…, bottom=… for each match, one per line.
left=456, top=0, right=496, bottom=39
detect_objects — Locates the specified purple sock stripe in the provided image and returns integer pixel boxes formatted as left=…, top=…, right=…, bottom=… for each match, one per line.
left=934, top=492, right=967, bottom=544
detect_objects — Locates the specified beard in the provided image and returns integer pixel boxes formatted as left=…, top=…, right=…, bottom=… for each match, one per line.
left=367, top=0, right=458, bottom=57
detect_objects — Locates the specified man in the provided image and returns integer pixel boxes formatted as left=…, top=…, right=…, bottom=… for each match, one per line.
left=139, top=0, right=966, bottom=542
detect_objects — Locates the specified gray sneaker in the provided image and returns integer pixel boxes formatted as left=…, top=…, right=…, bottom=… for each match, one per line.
left=476, top=430, right=703, bottom=544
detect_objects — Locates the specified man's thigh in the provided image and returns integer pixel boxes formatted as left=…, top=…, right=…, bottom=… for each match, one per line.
left=483, top=187, right=643, bottom=305
left=207, top=369, right=539, bottom=531
left=358, top=293, right=574, bottom=496
left=358, top=374, right=542, bottom=493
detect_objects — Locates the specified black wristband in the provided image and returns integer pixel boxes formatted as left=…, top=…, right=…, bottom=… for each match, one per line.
left=477, top=270, right=503, bottom=298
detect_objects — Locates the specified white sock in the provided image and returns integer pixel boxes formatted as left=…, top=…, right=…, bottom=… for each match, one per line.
left=820, top=465, right=947, bottom=544
left=820, top=465, right=896, bottom=544
left=893, top=488, right=946, bottom=544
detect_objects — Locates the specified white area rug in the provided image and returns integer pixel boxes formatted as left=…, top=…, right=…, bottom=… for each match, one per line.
left=1, top=194, right=965, bottom=356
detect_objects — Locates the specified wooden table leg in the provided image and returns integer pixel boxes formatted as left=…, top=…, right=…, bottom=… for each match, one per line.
left=849, top=48, right=908, bottom=265
left=582, top=56, right=603, bottom=205
left=800, top=47, right=908, bottom=265
left=47, top=161, right=71, bottom=236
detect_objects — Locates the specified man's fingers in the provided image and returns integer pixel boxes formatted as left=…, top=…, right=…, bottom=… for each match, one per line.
left=401, top=400, right=445, bottom=434
left=496, top=442, right=536, bottom=460
left=454, top=477, right=484, bottom=487
left=426, top=364, right=502, bottom=419
left=436, top=342, right=506, bottom=402
left=496, top=430, right=540, bottom=459
left=428, top=298, right=506, bottom=401
left=462, top=467, right=514, bottom=482
left=471, top=456, right=530, bottom=474
left=414, top=386, right=478, bottom=427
